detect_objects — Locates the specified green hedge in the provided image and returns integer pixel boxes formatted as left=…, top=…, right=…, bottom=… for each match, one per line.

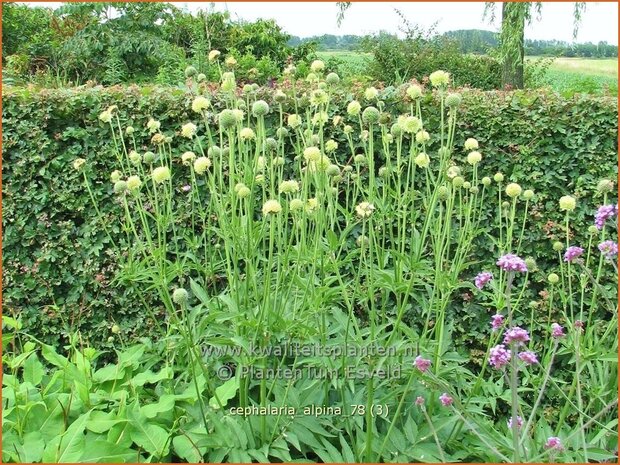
left=2, top=84, right=617, bottom=348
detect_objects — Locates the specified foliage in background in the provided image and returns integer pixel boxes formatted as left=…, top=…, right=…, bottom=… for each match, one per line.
left=2, top=83, right=616, bottom=350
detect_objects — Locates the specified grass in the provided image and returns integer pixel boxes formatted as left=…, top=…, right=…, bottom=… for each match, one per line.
left=316, top=50, right=373, bottom=78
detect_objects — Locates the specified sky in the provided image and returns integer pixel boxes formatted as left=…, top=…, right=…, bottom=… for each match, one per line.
left=22, top=2, right=619, bottom=45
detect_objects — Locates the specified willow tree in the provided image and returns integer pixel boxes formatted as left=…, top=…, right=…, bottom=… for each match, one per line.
left=485, top=2, right=586, bottom=89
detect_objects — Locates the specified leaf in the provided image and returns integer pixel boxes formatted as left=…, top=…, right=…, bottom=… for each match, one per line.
left=141, top=394, right=176, bottom=418
left=23, top=353, right=44, bottom=385
left=86, top=410, right=127, bottom=434
left=208, top=377, right=239, bottom=409
left=93, top=364, right=125, bottom=383
left=130, top=366, right=172, bottom=387
left=128, top=403, right=170, bottom=457
left=41, top=343, right=69, bottom=368
left=173, top=434, right=203, bottom=463
left=80, top=437, right=136, bottom=463
left=190, top=278, right=210, bottom=305
left=42, top=411, right=90, bottom=462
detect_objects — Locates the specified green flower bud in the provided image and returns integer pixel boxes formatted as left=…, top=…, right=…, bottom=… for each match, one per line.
left=553, top=241, right=564, bottom=252
left=252, top=100, right=270, bottom=117
left=547, top=273, right=560, bottom=284
left=362, top=106, right=380, bottom=124
left=172, top=288, right=189, bottom=305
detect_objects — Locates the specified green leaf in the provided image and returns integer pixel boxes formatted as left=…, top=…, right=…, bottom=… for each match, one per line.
left=173, top=435, right=203, bottom=463
left=80, top=437, right=136, bottom=463
left=141, top=394, right=176, bottom=418
left=130, top=366, right=172, bottom=387
left=42, top=411, right=90, bottom=462
left=190, top=278, right=210, bottom=305
left=128, top=403, right=170, bottom=457
left=23, top=353, right=44, bottom=385
left=93, top=364, right=125, bottom=383
left=86, top=410, right=127, bottom=434
left=208, top=377, right=239, bottom=409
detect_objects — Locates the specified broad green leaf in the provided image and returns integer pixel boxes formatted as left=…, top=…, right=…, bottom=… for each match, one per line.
left=173, top=434, right=203, bottom=463
left=42, top=411, right=90, bottom=462
left=208, top=377, right=239, bottom=409
left=130, top=366, right=172, bottom=387
left=23, top=353, right=44, bottom=386
left=93, top=364, right=125, bottom=383
left=141, top=394, right=176, bottom=418
left=80, top=437, right=136, bottom=463
left=86, top=410, right=127, bottom=434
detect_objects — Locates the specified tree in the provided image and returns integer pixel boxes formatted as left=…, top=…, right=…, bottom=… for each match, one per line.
left=485, top=2, right=586, bottom=89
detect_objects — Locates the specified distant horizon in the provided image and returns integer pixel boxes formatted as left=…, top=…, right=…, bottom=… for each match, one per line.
left=21, top=2, right=619, bottom=46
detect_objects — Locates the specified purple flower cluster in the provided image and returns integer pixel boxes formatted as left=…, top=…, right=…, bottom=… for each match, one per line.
left=507, top=416, right=523, bottom=429
left=551, top=323, right=565, bottom=339
left=503, top=326, right=530, bottom=345
left=564, top=246, right=584, bottom=263
left=544, top=436, right=563, bottom=451
left=474, top=271, right=493, bottom=289
left=439, top=393, right=453, bottom=406
left=598, top=240, right=618, bottom=260
left=414, top=355, right=431, bottom=373
left=496, top=254, right=528, bottom=273
left=518, top=351, right=538, bottom=365
left=491, top=314, right=504, bottom=331
left=595, top=204, right=617, bottom=230
left=489, top=344, right=511, bottom=369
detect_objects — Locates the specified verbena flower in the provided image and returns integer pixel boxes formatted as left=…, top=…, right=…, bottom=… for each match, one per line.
left=503, top=327, right=530, bottom=345
left=355, top=202, right=375, bottom=218
left=564, top=246, right=584, bottom=262
left=415, top=396, right=425, bottom=406
left=225, top=56, right=237, bottom=68
left=279, top=180, right=300, bottom=195
left=598, top=240, right=618, bottom=259
left=446, top=166, right=461, bottom=179
left=505, top=183, right=522, bottom=198
left=310, top=60, right=325, bottom=72
left=594, top=204, right=617, bottom=230
left=310, top=89, right=329, bottom=107
left=99, top=110, right=112, bottom=123
left=544, top=437, right=563, bottom=451
left=240, top=127, right=256, bottom=141
left=491, top=314, right=504, bottom=331
left=496, top=254, right=528, bottom=273
left=208, top=50, right=221, bottom=61
left=415, top=130, right=430, bottom=143
left=439, top=393, right=453, bottom=406
left=364, top=87, right=379, bottom=100
left=147, top=118, right=161, bottom=133
left=347, top=100, right=361, bottom=115
left=110, top=170, right=122, bottom=183
left=262, top=199, right=282, bottom=216
left=489, top=344, right=511, bottom=369
left=288, top=114, right=302, bottom=128
left=413, top=356, right=431, bottom=373
left=399, top=115, right=422, bottom=134
left=304, top=146, right=322, bottom=162
left=305, top=198, right=319, bottom=214
left=518, top=351, right=538, bottom=365
left=414, top=153, right=430, bottom=168
left=325, top=140, right=338, bottom=152
left=126, top=175, right=141, bottom=191
left=559, top=195, right=576, bottom=211
left=181, top=151, right=196, bottom=165
left=289, top=198, right=304, bottom=211
left=474, top=271, right=493, bottom=289
left=551, top=323, right=565, bottom=339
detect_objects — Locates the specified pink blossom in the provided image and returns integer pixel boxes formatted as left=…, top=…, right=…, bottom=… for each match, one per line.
left=598, top=240, right=618, bottom=260
left=496, top=254, right=528, bottom=273
left=475, top=272, right=493, bottom=289
left=574, top=320, right=584, bottom=331
left=491, top=314, right=504, bottom=331
left=503, top=326, right=530, bottom=345
left=415, top=396, right=425, bottom=406
left=551, top=323, right=565, bottom=339
left=544, top=436, right=564, bottom=451
left=489, top=344, right=511, bottom=369
left=439, top=393, right=453, bottom=406
left=414, top=356, right=431, bottom=373
left=518, top=351, right=538, bottom=365
left=564, top=246, right=584, bottom=262
left=595, top=204, right=617, bottom=230
left=507, top=416, right=523, bottom=429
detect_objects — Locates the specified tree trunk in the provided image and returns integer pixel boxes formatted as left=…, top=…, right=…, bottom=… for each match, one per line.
left=500, top=2, right=525, bottom=89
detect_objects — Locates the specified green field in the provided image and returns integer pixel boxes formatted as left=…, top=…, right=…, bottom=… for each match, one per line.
left=316, top=50, right=373, bottom=78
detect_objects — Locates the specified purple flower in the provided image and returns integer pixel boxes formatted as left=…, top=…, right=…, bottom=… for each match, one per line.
left=544, top=436, right=564, bottom=451
left=551, top=323, right=565, bottom=339
left=598, top=240, right=618, bottom=260
left=475, top=271, right=493, bottom=289
left=491, top=314, right=504, bottom=331
left=415, top=396, right=425, bottom=406
left=182, top=184, right=191, bottom=192
left=518, top=351, right=538, bottom=365
left=439, top=393, right=453, bottom=406
left=414, top=355, right=431, bottom=373
left=507, top=416, right=523, bottom=429
left=595, top=204, right=617, bottom=230
left=563, top=246, right=584, bottom=263
left=574, top=320, right=584, bottom=331
left=489, top=344, right=511, bottom=369
left=503, top=327, right=530, bottom=345
left=496, top=254, right=528, bottom=273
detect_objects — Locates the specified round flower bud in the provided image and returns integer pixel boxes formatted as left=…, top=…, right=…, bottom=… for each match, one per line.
left=326, top=164, right=340, bottom=177
left=110, top=170, right=122, bottom=183
left=415, top=152, right=430, bottom=168
left=111, top=324, right=120, bottom=334
left=252, top=100, right=270, bottom=117
left=242, top=84, right=253, bottom=95
left=354, top=154, right=367, bottom=165
left=99, top=110, right=112, bottom=123
left=256, top=156, right=266, bottom=171
left=287, top=114, right=302, bottom=128
left=505, top=183, right=522, bottom=198
left=452, top=176, right=464, bottom=188
left=218, top=109, right=237, bottom=130
left=289, top=198, right=304, bottom=211
left=415, top=130, right=430, bottom=143
left=596, top=179, right=614, bottom=195
left=276, top=127, right=289, bottom=138
left=207, top=146, right=221, bottom=158
left=129, top=150, right=141, bottom=165
left=273, top=156, right=285, bottom=166
left=114, top=180, right=127, bottom=194
left=306, top=72, right=318, bottom=83
left=264, top=137, right=278, bottom=152
left=181, top=151, right=196, bottom=165
left=237, top=186, right=251, bottom=198
left=310, top=60, right=325, bottom=72
left=325, top=139, right=338, bottom=153
left=73, top=158, right=86, bottom=171
left=193, top=157, right=212, bottom=174
left=462, top=181, right=471, bottom=190
left=525, top=257, right=537, bottom=271
left=326, top=72, right=340, bottom=85
left=357, top=235, right=370, bottom=247
left=274, top=90, right=287, bottom=103
left=185, top=66, right=197, bottom=78
left=547, top=273, right=560, bottom=284
left=192, top=96, right=210, bottom=113
left=559, top=195, right=576, bottom=211
left=232, top=109, right=244, bottom=124
left=493, top=172, right=504, bottom=183
left=125, top=126, right=135, bottom=135
left=304, top=146, right=321, bottom=162
left=279, top=180, right=300, bottom=194
left=467, top=151, right=482, bottom=165
left=588, top=225, right=599, bottom=234
left=107, top=336, right=115, bottom=342
left=399, top=116, right=422, bottom=134
left=208, top=50, right=221, bottom=62
left=445, top=92, right=462, bottom=107
left=523, top=189, right=534, bottom=200
left=225, top=56, right=237, bottom=68
left=378, top=166, right=388, bottom=177
left=196, top=73, right=206, bottom=83
left=390, top=123, right=402, bottom=137
left=147, top=118, right=161, bottom=133
left=347, top=100, right=361, bottom=115
left=437, top=185, right=449, bottom=201
left=406, top=84, right=423, bottom=99
left=172, top=288, right=189, bottom=305
left=464, top=138, right=479, bottom=151
left=343, top=125, right=353, bottom=134
left=142, top=151, right=155, bottom=164
left=127, top=175, right=142, bottom=191
left=364, top=87, right=379, bottom=101
left=553, top=241, right=564, bottom=252
left=262, top=199, right=282, bottom=216
left=502, top=201, right=510, bottom=209
left=362, top=106, right=380, bottom=124
left=429, top=70, right=450, bottom=87
left=152, top=166, right=171, bottom=184
left=469, top=186, right=479, bottom=194
left=255, top=174, right=265, bottom=185
left=481, top=177, right=491, bottom=186
left=240, top=127, right=256, bottom=141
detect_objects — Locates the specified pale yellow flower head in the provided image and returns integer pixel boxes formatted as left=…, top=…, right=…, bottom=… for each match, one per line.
left=192, top=96, right=210, bottom=113
left=559, top=195, right=577, bottom=211
left=262, top=199, right=282, bottom=216
left=193, top=157, right=212, bottom=174
left=467, top=151, right=482, bottom=165
left=356, top=201, right=375, bottom=218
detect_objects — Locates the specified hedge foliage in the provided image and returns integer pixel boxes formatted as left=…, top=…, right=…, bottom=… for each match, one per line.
left=2, top=83, right=617, bottom=348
